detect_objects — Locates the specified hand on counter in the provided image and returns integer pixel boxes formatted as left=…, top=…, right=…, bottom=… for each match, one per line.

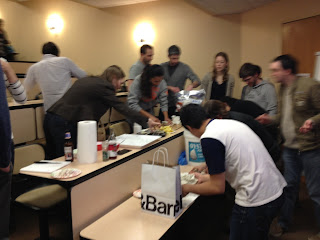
left=148, top=117, right=161, bottom=128
left=189, top=163, right=208, bottom=174
left=192, top=172, right=210, bottom=184
left=164, top=117, right=172, bottom=125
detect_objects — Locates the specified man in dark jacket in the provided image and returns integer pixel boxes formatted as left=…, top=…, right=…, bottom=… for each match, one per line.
left=47, top=65, right=159, bottom=159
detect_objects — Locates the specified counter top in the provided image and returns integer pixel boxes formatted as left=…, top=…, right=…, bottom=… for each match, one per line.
left=80, top=165, right=195, bottom=240
left=20, top=128, right=184, bottom=188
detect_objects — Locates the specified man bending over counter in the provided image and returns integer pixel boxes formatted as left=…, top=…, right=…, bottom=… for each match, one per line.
left=180, top=104, right=286, bottom=240
left=47, top=65, right=159, bottom=159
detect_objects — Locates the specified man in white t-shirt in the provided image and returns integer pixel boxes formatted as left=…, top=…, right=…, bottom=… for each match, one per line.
left=180, top=104, right=286, bottom=240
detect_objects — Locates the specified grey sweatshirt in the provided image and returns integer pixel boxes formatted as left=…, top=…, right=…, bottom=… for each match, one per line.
left=160, top=61, right=200, bottom=107
left=241, top=79, right=277, bottom=115
left=127, top=75, right=168, bottom=114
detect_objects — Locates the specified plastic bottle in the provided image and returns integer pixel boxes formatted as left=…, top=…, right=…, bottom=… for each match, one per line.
left=108, top=129, right=117, bottom=159
left=102, top=140, right=109, bottom=161
left=64, top=132, right=74, bottom=161
left=183, top=129, right=205, bottom=165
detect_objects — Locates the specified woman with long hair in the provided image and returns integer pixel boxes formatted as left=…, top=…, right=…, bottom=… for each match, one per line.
left=201, top=52, right=235, bottom=101
left=128, top=64, right=170, bottom=127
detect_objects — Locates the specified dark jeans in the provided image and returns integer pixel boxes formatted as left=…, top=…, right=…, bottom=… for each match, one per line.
left=229, top=193, right=284, bottom=240
left=279, top=147, right=320, bottom=230
left=43, top=112, right=77, bottom=160
left=159, top=106, right=178, bottom=121
left=0, top=142, right=13, bottom=239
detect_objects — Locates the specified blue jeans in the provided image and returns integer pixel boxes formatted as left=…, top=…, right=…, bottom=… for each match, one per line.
left=229, top=194, right=284, bottom=240
left=279, top=147, right=320, bottom=230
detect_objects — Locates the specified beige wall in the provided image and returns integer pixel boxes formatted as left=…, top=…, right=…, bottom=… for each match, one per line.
left=241, top=0, right=320, bottom=84
left=2, top=0, right=320, bottom=97
left=0, top=0, right=241, bottom=95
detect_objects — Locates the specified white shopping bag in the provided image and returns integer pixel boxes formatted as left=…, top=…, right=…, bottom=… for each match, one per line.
left=141, top=147, right=183, bottom=218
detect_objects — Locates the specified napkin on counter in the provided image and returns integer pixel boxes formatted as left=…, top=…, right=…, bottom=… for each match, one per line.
left=180, top=172, right=198, bottom=185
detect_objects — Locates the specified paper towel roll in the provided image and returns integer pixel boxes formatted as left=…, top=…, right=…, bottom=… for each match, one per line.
left=77, top=121, right=97, bottom=164
left=133, top=122, right=142, bottom=134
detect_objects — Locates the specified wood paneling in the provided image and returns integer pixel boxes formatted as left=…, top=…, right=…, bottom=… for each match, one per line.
left=282, top=15, right=320, bottom=76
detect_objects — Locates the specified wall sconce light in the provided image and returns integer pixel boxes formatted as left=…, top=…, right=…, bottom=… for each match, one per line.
left=133, top=22, right=155, bottom=46
left=46, top=14, right=64, bottom=34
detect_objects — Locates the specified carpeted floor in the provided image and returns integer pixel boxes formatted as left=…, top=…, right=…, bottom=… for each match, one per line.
left=9, top=181, right=318, bottom=240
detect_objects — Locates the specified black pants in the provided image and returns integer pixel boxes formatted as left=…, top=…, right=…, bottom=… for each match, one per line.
left=0, top=141, right=13, bottom=239
left=158, top=106, right=178, bottom=121
left=43, top=113, right=77, bottom=160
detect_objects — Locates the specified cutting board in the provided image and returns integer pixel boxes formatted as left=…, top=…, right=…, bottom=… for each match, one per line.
left=116, top=134, right=161, bottom=149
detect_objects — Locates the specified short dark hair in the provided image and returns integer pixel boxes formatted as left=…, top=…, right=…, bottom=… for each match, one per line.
left=239, top=63, right=261, bottom=78
left=180, top=104, right=209, bottom=129
left=42, top=42, right=59, bottom=56
left=273, top=54, right=297, bottom=74
left=140, top=44, right=153, bottom=54
left=168, top=45, right=180, bottom=56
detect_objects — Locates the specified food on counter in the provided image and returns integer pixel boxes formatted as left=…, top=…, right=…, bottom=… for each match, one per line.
left=180, top=172, right=198, bottom=185
left=160, top=125, right=173, bottom=133
left=51, top=168, right=81, bottom=179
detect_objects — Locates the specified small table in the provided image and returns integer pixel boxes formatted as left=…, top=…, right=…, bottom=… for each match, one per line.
left=80, top=166, right=198, bottom=240
left=20, top=129, right=185, bottom=240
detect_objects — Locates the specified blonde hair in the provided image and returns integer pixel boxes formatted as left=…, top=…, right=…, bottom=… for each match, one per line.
left=203, top=100, right=228, bottom=119
left=100, top=65, right=125, bottom=83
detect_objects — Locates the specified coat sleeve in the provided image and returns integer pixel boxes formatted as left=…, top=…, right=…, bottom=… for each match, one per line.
left=127, top=77, right=143, bottom=113
left=201, top=72, right=210, bottom=100
left=186, top=64, right=200, bottom=85
left=101, top=88, right=148, bottom=127
left=158, top=81, right=169, bottom=112
left=227, top=75, right=235, bottom=97
left=265, top=84, right=278, bottom=116
left=66, top=58, right=87, bottom=79
left=309, top=83, right=320, bottom=125
left=23, top=65, right=36, bottom=92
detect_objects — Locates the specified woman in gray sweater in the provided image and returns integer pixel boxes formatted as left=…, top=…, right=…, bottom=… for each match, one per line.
left=128, top=64, right=170, bottom=128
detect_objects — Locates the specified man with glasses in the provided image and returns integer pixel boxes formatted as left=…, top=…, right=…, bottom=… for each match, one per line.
left=240, top=63, right=277, bottom=115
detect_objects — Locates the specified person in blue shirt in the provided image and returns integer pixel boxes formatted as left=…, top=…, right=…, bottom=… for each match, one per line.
left=0, top=60, right=13, bottom=239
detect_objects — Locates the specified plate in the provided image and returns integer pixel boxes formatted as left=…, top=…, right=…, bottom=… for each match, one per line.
left=133, top=189, right=142, bottom=199
left=51, top=168, right=81, bottom=179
